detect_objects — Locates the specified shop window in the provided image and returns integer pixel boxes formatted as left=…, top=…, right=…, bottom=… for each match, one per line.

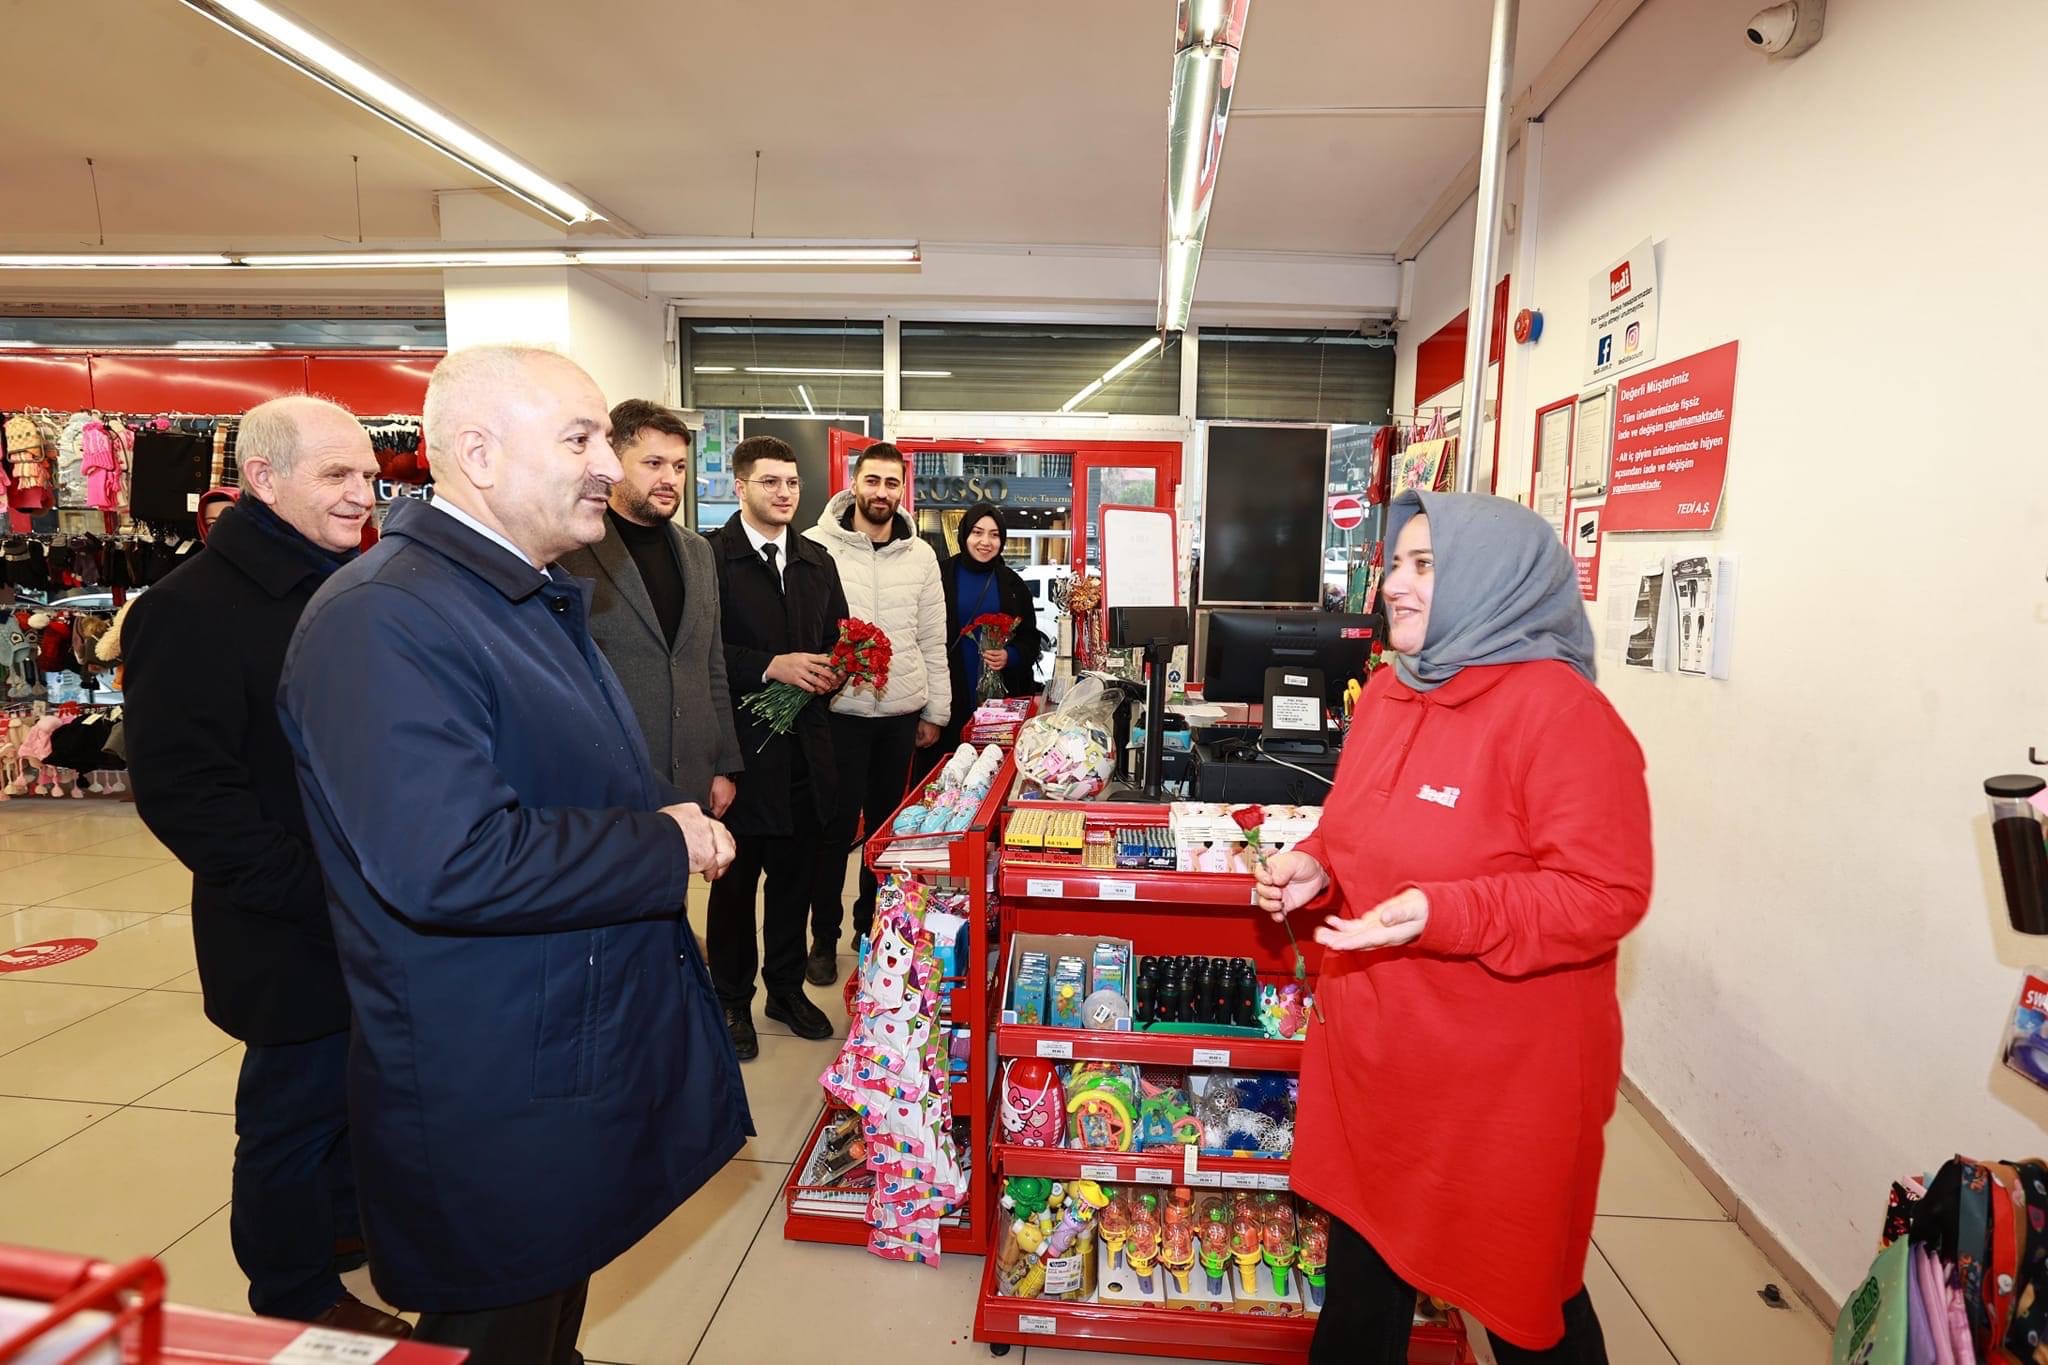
left=900, top=322, right=1181, bottom=415
left=682, top=318, right=884, bottom=413
left=1196, top=329, right=1393, bottom=425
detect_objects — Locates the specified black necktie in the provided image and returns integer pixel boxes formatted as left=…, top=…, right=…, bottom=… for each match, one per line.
left=762, top=542, right=782, bottom=593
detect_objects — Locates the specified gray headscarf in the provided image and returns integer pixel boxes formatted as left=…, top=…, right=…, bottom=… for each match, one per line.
left=1383, top=489, right=1597, bottom=691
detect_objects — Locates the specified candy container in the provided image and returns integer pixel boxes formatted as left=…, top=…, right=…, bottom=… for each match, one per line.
left=1162, top=1216, right=1196, bottom=1296
left=1000, top=1058, right=1064, bottom=1148
left=1165, top=1186, right=1196, bottom=1231
left=1201, top=1206, right=1232, bottom=1296
left=1045, top=1180, right=1109, bottom=1258
left=1128, top=1194, right=1163, bottom=1295
left=1096, top=1187, right=1132, bottom=1269
left=1298, top=1218, right=1330, bottom=1312
left=1261, top=1199, right=1298, bottom=1297
left=1230, top=1204, right=1262, bottom=1296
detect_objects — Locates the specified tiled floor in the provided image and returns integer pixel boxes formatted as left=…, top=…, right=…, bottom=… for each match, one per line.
left=0, top=802, right=1831, bottom=1363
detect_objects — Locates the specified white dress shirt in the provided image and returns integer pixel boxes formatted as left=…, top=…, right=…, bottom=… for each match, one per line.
left=427, top=496, right=541, bottom=569
left=741, top=518, right=789, bottom=586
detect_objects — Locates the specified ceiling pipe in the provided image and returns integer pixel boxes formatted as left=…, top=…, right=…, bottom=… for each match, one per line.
left=1158, top=0, right=1251, bottom=334
left=1457, top=0, right=1518, bottom=493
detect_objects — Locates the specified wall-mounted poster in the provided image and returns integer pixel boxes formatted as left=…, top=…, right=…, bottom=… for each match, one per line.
left=1572, top=506, right=1604, bottom=602
left=1604, top=341, right=1741, bottom=532
left=1573, top=386, right=1614, bottom=499
left=1587, top=237, right=1660, bottom=384
left=1623, top=560, right=1670, bottom=672
left=1530, top=399, right=1575, bottom=541
left=1672, top=553, right=1737, bottom=679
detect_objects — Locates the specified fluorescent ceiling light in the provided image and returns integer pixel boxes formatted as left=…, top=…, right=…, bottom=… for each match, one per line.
left=693, top=365, right=738, bottom=374
left=0, top=340, right=38, bottom=348
left=0, top=253, right=236, bottom=269
left=172, top=340, right=275, bottom=349
left=798, top=384, right=816, bottom=414
left=173, top=0, right=604, bottom=225
left=240, top=250, right=575, bottom=269
left=1058, top=336, right=1164, bottom=413
left=581, top=245, right=918, bottom=266
left=723, top=365, right=951, bottom=379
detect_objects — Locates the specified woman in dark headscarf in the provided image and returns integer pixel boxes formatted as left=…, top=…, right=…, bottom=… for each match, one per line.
left=934, top=502, right=1043, bottom=762
left=196, top=486, right=239, bottom=542
left=1256, top=490, right=1652, bottom=1364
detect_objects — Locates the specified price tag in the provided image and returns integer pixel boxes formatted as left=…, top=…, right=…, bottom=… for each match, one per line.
left=1099, top=880, right=1138, bottom=901
left=1188, top=1170, right=1222, bottom=1187
left=1026, top=878, right=1063, bottom=899
left=1192, top=1047, right=1232, bottom=1067
left=271, top=1328, right=401, bottom=1365
left=1079, top=1163, right=1118, bottom=1181
left=1035, top=1038, right=1074, bottom=1060
left=1257, top=1172, right=1291, bottom=1191
left=1019, top=1314, right=1058, bottom=1336
left=1136, top=1167, right=1174, bottom=1185
left=1222, top=1171, right=1260, bottom=1190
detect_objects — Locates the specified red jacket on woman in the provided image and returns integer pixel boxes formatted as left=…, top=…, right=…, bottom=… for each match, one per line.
left=1291, top=658, right=1653, bottom=1349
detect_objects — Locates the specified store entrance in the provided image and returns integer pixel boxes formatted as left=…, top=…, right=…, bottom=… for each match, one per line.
left=828, top=432, right=1181, bottom=668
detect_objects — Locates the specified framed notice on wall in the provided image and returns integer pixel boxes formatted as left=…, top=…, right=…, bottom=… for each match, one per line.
left=1530, top=398, right=1575, bottom=541
left=1101, top=504, right=1179, bottom=608
left=1573, top=387, right=1613, bottom=499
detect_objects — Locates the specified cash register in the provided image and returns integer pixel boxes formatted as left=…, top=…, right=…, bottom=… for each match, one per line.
left=1189, top=608, right=1381, bottom=803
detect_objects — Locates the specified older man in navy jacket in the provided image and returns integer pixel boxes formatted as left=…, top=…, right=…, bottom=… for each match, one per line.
left=280, top=345, right=749, bottom=1364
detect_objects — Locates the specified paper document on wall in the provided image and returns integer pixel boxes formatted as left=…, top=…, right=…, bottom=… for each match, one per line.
left=1101, top=505, right=1178, bottom=608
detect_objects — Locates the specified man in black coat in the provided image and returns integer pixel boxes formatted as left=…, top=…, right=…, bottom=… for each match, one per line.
left=124, top=395, right=408, bottom=1338
left=706, top=435, right=848, bottom=1059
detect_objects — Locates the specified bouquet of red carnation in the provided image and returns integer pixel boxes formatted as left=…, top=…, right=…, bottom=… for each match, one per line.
left=962, top=612, right=1020, bottom=703
left=740, top=618, right=892, bottom=751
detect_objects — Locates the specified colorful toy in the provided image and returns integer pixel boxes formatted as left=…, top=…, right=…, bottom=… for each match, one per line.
left=1081, top=988, right=1131, bottom=1031
left=1001, top=1176, right=1055, bottom=1221
left=1049, top=955, right=1087, bottom=1027
left=1137, top=1069, right=1201, bottom=1150
left=1261, top=1195, right=1298, bottom=1297
left=1162, top=1214, right=1196, bottom=1296
left=1097, top=1187, right=1132, bottom=1269
left=1260, top=981, right=1312, bottom=1041
left=1064, top=1062, right=1138, bottom=1152
left=1000, top=1056, right=1064, bottom=1148
left=1128, top=1194, right=1163, bottom=1295
left=1230, top=1203, right=1263, bottom=1296
left=1201, top=1206, right=1233, bottom=1295
left=1298, top=1207, right=1330, bottom=1312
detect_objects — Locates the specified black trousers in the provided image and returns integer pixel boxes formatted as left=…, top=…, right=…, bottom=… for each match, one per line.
left=231, top=1029, right=356, bottom=1321
left=1309, top=1217, right=1608, bottom=1365
left=818, top=710, right=922, bottom=949
left=414, top=1278, right=588, bottom=1365
left=710, top=775, right=833, bottom=1005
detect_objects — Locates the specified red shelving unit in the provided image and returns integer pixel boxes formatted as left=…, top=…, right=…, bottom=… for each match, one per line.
left=781, top=725, right=1034, bottom=1258
left=973, top=799, right=1475, bottom=1363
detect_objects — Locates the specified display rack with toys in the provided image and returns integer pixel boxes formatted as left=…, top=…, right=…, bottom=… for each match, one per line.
left=976, top=809, right=1477, bottom=1361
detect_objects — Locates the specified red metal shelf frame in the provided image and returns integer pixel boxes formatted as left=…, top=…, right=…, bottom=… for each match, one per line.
left=973, top=1251, right=1475, bottom=1364
left=997, top=1023, right=1306, bottom=1072
left=993, top=1143, right=1294, bottom=1191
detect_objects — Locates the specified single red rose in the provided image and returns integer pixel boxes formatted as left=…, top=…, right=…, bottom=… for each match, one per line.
left=1230, top=805, right=1267, bottom=834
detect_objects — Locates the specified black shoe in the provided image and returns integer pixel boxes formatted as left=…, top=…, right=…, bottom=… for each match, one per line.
left=765, top=992, right=835, bottom=1040
left=724, top=1005, right=759, bottom=1061
left=806, top=944, right=839, bottom=987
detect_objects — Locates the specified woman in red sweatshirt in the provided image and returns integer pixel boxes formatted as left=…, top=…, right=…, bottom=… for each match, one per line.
left=1256, top=489, right=1652, bottom=1364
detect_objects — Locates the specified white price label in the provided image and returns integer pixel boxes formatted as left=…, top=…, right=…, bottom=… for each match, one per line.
left=1257, top=1172, right=1291, bottom=1191
left=1222, top=1171, right=1260, bottom=1190
left=271, top=1328, right=401, bottom=1365
left=1026, top=878, right=1063, bottom=899
left=1035, top=1038, right=1074, bottom=1060
left=1099, top=880, right=1137, bottom=901
left=1189, top=1169, right=1222, bottom=1187
left=1079, top=1163, right=1118, bottom=1181
left=1192, top=1047, right=1232, bottom=1067
left=1019, top=1314, right=1058, bottom=1336
left=1136, top=1166, right=1174, bottom=1185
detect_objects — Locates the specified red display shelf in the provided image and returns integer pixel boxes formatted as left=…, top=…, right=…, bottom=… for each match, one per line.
left=973, top=1253, right=1476, bottom=1364
left=781, top=1105, right=982, bottom=1254
left=998, top=864, right=1261, bottom=908
left=994, top=1143, right=1294, bottom=1191
left=997, top=1023, right=1306, bottom=1072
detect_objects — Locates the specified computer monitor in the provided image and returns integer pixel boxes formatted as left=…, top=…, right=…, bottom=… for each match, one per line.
left=1202, top=609, right=1382, bottom=709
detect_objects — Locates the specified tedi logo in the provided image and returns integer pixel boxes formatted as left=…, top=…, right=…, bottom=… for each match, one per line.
left=1417, top=784, right=1462, bottom=810
left=1609, top=262, right=1632, bottom=301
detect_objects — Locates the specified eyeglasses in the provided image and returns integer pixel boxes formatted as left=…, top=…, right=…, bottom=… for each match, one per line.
left=742, top=476, right=802, bottom=493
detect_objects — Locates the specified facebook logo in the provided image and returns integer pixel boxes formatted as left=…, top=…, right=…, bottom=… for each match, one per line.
left=1597, top=334, right=1614, bottom=366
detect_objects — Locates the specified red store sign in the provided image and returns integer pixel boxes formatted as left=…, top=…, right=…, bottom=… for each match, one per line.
left=1602, top=341, right=1740, bottom=533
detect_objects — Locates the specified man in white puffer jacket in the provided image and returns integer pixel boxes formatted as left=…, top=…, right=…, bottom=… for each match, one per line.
left=803, top=444, right=950, bottom=983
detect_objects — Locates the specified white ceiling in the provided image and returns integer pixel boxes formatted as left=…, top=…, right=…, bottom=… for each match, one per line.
left=0, top=0, right=1598, bottom=283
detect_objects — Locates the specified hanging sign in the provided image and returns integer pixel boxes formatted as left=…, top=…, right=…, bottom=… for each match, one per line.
left=1587, top=238, right=1661, bottom=383
left=1327, top=495, right=1365, bottom=532
left=1603, top=342, right=1740, bottom=533
left=0, top=938, right=98, bottom=973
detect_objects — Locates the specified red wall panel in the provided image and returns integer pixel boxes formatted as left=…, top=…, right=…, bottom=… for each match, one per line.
left=1411, top=275, right=1512, bottom=410
left=87, top=355, right=312, bottom=414
left=0, top=353, right=93, bottom=410
left=306, top=356, right=434, bottom=414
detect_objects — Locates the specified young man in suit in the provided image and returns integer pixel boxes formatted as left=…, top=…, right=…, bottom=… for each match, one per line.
left=560, top=400, right=741, bottom=814
left=706, top=436, right=847, bottom=1058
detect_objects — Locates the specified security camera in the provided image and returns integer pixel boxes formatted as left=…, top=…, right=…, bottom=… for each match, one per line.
left=1745, top=3, right=1797, bottom=52
left=1745, top=0, right=1825, bottom=59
